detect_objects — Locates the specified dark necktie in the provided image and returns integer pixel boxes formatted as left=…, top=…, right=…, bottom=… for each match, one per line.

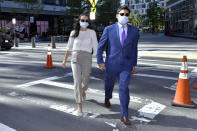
left=121, top=26, right=126, bottom=47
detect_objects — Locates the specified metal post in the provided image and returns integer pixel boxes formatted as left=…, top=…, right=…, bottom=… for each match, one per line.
left=31, top=37, right=36, bottom=48
left=12, top=18, right=18, bottom=47
left=51, top=36, right=56, bottom=49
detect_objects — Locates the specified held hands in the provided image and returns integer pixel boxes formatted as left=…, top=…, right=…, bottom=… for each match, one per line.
left=98, top=63, right=105, bottom=70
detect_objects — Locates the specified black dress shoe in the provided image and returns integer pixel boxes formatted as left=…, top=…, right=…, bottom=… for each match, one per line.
left=120, top=117, right=131, bottom=125
left=104, top=99, right=111, bottom=108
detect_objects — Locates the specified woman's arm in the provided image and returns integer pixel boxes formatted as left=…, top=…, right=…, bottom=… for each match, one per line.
left=92, top=30, right=98, bottom=56
left=62, top=51, right=71, bottom=68
left=62, top=31, right=75, bottom=68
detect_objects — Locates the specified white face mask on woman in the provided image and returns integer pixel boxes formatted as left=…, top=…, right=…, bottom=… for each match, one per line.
left=118, top=16, right=129, bottom=25
left=80, top=21, right=89, bottom=29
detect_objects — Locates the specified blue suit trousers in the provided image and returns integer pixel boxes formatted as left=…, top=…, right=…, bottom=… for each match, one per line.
left=105, top=64, right=131, bottom=117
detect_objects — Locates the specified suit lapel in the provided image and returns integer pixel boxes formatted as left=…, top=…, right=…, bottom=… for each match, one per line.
left=123, top=25, right=132, bottom=47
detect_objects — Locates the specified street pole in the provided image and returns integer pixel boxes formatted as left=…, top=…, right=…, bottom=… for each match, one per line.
left=12, top=18, right=18, bottom=47
left=51, top=36, right=56, bottom=49
left=31, top=36, right=35, bottom=48
left=0, top=0, right=4, bottom=28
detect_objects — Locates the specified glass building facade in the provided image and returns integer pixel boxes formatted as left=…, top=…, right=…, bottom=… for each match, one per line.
left=0, top=0, right=67, bottom=38
left=125, top=0, right=168, bottom=15
left=165, top=0, right=197, bottom=39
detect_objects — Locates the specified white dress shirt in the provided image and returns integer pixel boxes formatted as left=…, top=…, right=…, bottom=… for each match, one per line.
left=118, top=23, right=128, bottom=43
left=66, top=29, right=98, bottom=56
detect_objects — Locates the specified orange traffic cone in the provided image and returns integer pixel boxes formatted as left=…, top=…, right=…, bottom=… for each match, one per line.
left=172, top=56, right=195, bottom=108
left=192, top=83, right=197, bottom=89
left=132, top=66, right=137, bottom=74
left=45, top=44, right=54, bottom=68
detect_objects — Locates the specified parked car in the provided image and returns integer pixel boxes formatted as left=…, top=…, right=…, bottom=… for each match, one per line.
left=0, top=34, right=14, bottom=50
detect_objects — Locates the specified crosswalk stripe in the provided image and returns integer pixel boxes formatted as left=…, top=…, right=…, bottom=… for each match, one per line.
left=138, top=101, right=166, bottom=119
left=40, top=80, right=143, bottom=104
left=139, top=58, right=197, bottom=65
left=134, top=73, right=177, bottom=80
left=105, top=122, right=117, bottom=128
left=15, top=74, right=166, bottom=125
left=136, top=67, right=179, bottom=73
left=0, top=123, right=16, bottom=131
left=16, top=76, right=63, bottom=88
left=131, top=116, right=151, bottom=123
left=138, top=62, right=197, bottom=69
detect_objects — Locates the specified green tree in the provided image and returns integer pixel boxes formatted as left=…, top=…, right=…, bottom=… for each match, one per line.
left=97, top=0, right=120, bottom=26
left=130, top=13, right=143, bottom=28
left=65, top=0, right=90, bottom=25
left=64, top=0, right=120, bottom=30
left=146, top=2, right=164, bottom=27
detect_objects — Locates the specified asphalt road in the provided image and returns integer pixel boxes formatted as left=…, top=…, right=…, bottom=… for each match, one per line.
left=0, top=33, right=197, bottom=131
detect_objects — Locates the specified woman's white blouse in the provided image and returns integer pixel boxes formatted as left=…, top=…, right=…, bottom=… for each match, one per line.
left=66, top=29, right=98, bottom=56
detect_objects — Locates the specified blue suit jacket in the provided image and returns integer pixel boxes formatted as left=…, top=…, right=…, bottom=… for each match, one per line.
left=97, top=23, right=138, bottom=69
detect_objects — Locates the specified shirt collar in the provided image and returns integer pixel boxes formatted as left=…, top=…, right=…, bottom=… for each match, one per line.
left=118, top=22, right=127, bottom=29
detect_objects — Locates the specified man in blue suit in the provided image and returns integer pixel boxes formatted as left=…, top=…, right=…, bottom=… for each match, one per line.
left=97, top=6, right=138, bottom=125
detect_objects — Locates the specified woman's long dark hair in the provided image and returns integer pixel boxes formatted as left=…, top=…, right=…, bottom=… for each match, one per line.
left=72, top=13, right=93, bottom=38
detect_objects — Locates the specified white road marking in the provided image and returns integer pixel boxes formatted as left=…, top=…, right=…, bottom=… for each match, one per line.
left=138, top=101, right=166, bottom=119
left=16, top=73, right=166, bottom=124
left=63, top=72, right=103, bottom=81
left=0, top=98, right=5, bottom=101
left=16, top=76, right=63, bottom=88
left=89, top=113, right=101, bottom=118
left=191, top=68, right=197, bottom=78
left=134, top=73, right=177, bottom=80
left=0, top=59, right=46, bottom=64
left=90, top=76, right=103, bottom=81
left=139, top=44, right=197, bottom=48
left=0, top=59, right=64, bottom=66
left=40, top=80, right=143, bottom=104
left=139, top=58, right=197, bottom=65
left=105, top=122, right=117, bottom=128
left=49, top=105, right=78, bottom=116
left=135, top=66, right=180, bottom=73
left=138, top=62, right=197, bottom=69
left=7, top=92, right=19, bottom=96
left=163, top=83, right=177, bottom=91
left=41, top=81, right=74, bottom=90
left=0, top=123, right=16, bottom=131
left=131, top=116, right=151, bottom=123
left=49, top=104, right=100, bottom=118
left=17, top=72, right=101, bottom=89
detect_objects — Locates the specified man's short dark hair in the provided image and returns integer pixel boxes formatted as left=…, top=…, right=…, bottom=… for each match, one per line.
left=117, top=6, right=130, bottom=14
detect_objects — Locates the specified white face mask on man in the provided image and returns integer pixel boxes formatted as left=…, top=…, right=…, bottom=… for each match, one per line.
left=80, top=21, right=89, bottom=29
left=118, top=16, right=129, bottom=25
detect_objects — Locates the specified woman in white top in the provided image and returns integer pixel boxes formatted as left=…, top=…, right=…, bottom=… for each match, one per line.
left=62, top=14, right=98, bottom=117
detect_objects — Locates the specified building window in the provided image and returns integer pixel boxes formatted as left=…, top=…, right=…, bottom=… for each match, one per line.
left=142, top=4, right=146, bottom=8
left=134, top=10, right=139, bottom=14
left=135, top=0, right=139, bottom=4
